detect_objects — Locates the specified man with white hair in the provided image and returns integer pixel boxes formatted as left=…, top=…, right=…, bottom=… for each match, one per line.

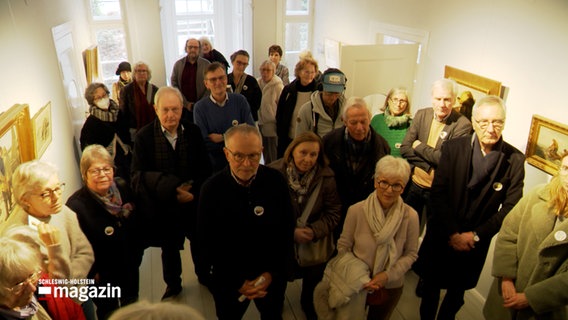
left=412, top=95, right=525, bottom=320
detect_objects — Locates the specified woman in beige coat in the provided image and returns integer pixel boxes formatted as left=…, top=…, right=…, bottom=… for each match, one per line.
left=484, top=154, right=568, bottom=320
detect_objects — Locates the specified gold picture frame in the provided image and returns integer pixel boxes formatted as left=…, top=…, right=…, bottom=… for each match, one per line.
left=525, top=115, right=568, bottom=176
left=32, top=102, right=52, bottom=158
left=0, top=104, right=35, bottom=222
left=444, top=65, right=503, bottom=99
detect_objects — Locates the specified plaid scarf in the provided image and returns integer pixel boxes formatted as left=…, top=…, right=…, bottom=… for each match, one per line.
left=89, top=99, right=119, bottom=122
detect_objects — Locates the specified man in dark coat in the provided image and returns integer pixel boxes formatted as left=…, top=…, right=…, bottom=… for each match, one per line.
left=400, top=79, right=472, bottom=224
left=131, top=86, right=212, bottom=300
left=413, top=95, right=525, bottom=320
left=196, top=124, right=294, bottom=320
left=323, top=97, right=390, bottom=239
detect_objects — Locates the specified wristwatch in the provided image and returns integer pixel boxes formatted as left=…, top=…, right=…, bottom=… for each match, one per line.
left=473, top=231, right=480, bottom=243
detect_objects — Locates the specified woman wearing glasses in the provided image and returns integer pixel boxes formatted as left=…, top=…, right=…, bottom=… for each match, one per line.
left=66, top=145, right=143, bottom=319
left=370, top=87, right=412, bottom=158
left=228, top=50, right=262, bottom=122
left=316, top=156, right=419, bottom=319
left=0, top=236, right=51, bottom=319
left=0, top=160, right=95, bottom=319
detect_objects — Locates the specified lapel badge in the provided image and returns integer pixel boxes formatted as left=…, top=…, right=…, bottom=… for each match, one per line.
left=104, top=226, right=114, bottom=236
left=555, top=230, right=567, bottom=242
left=439, top=131, right=448, bottom=139
left=232, top=120, right=239, bottom=126
left=254, top=206, right=264, bottom=216
left=492, top=182, right=503, bottom=191
left=394, top=143, right=402, bottom=149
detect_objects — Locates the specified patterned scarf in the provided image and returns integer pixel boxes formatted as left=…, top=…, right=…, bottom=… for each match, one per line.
left=91, top=181, right=123, bottom=216
left=362, top=192, right=405, bottom=274
left=383, top=107, right=412, bottom=128
left=468, top=135, right=502, bottom=189
left=286, top=161, right=318, bottom=205
left=89, top=99, right=119, bottom=122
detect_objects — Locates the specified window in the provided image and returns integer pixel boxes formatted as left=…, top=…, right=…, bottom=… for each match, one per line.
left=87, top=0, right=129, bottom=92
left=161, top=0, right=252, bottom=83
left=282, top=0, right=314, bottom=67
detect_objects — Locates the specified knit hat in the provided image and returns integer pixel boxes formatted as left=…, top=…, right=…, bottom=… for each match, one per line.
left=115, top=61, right=132, bottom=75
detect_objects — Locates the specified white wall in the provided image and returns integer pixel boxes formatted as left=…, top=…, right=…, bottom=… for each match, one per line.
left=311, top=0, right=568, bottom=312
left=0, top=0, right=94, bottom=194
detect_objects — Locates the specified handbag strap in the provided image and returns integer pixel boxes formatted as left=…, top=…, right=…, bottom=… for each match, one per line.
left=297, top=178, right=323, bottom=227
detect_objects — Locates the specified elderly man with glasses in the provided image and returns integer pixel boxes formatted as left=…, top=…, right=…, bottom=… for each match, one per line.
left=196, top=124, right=294, bottom=320
left=412, top=95, right=525, bottom=320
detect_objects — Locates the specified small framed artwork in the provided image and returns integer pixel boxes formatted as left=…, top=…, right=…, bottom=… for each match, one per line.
left=32, top=101, right=52, bottom=158
left=525, top=115, right=568, bottom=176
left=0, top=104, right=35, bottom=222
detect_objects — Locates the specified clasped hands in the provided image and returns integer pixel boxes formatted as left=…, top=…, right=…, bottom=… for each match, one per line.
left=294, top=227, right=314, bottom=244
left=176, top=183, right=194, bottom=203
left=501, top=278, right=529, bottom=309
left=449, top=232, right=476, bottom=251
left=363, top=271, right=388, bottom=292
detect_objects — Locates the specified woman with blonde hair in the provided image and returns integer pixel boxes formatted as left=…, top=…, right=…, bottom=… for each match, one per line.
left=370, top=87, right=412, bottom=158
left=484, top=153, right=568, bottom=319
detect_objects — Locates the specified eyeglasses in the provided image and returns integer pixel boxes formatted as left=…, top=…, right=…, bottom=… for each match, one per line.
left=4, top=270, right=42, bottom=295
left=376, top=180, right=404, bottom=192
left=134, top=69, right=148, bottom=73
left=206, top=75, right=227, bottom=83
left=475, top=118, right=505, bottom=130
left=390, top=98, right=408, bottom=105
left=88, top=166, right=113, bottom=176
left=186, top=45, right=199, bottom=50
left=234, top=61, right=249, bottom=67
left=35, top=183, right=65, bottom=200
left=225, top=148, right=261, bottom=163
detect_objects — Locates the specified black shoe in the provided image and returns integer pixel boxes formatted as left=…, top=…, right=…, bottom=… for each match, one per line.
left=161, top=286, right=182, bottom=300
left=415, top=278, right=424, bottom=297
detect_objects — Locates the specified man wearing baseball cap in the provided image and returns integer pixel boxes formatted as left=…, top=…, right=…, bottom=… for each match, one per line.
left=295, top=68, right=347, bottom=138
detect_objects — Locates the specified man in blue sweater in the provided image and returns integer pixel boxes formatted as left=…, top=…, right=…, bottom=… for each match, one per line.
left=194, top=62, right=255, bottom=171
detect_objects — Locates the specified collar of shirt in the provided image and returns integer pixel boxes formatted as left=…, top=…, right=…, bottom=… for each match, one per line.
left=161, top=124, right=184, bottom=149
left=209, top=92, right=229, bottom=107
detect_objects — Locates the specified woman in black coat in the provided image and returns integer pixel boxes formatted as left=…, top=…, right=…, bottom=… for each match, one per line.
left=67, top=144, right=144, bottom=320
left=81, top=82, right=131, bottom=182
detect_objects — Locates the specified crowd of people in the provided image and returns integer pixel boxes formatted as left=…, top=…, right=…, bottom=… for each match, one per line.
left=1, top=38, right=567, bottom=320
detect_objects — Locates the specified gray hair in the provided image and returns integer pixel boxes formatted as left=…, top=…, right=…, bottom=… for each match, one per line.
left=472, top=95, right=507, bottom=120
left=224, top=124, right=262, bottom=147
left=374, top=155, right=411, bottom=185
left=259, top=60, right=276, bottom=72
left=343, top=96, right=371, bottom=120
left=381, top=87, right=411, bottom=114
left=198, top=36, right=213, bottom=48
left=431, top=78, right=458, bottom=100
left=80, top=144, right=114, bottom=182
left=133, top=61, right=152, bottom=81
left=84, top=82, right=110, bottom=106
left=154, top=86, right=184, bottom=109
left=109, top=300, right=205, bottom=320
left=12, top=160, right=59, bottom=206
left=0, top=236, right=43, bottom=302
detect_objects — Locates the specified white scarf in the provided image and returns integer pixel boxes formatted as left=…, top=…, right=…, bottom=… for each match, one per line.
left=362, top=192, right=405, bottom=274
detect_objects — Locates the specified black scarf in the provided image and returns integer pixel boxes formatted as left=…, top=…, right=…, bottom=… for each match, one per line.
left=468, top=135, right=502, bottom=189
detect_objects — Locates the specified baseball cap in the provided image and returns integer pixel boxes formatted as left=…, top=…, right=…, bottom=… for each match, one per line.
left=322, top=70, right=346, bottom=93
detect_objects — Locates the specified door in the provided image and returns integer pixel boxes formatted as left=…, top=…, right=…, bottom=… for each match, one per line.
left=340, top=43, right=418, bottom=107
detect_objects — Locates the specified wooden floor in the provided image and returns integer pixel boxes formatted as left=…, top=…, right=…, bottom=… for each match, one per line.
left=138, top=240, right=481, bottom=319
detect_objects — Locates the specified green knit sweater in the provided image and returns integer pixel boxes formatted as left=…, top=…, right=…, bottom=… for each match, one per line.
left=370, top=113, right=411, bottom=158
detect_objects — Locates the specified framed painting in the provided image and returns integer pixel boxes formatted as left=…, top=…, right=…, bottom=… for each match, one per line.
left=0, top=104, right=35, bottom=222
left=32, top=101, right=52, bottom=158
left=444, top=65, right=503, bottom=101
left=525, top=115, right=568, bottom=176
